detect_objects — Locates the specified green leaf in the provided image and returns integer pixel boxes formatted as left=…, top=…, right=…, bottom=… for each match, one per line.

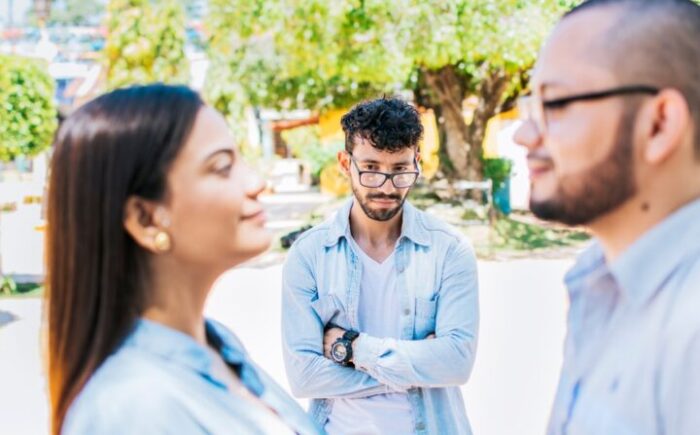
left=0, top=55, right=57, bottom=162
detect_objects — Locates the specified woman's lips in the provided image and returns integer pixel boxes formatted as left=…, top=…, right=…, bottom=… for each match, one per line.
left=241, top=209, right=267, bottom=224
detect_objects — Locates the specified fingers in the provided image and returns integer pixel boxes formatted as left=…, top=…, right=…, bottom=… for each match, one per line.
left=426, top=333, right=436, bottom=339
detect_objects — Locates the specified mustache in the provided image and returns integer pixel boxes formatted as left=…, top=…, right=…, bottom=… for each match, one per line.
left=367, top=193, right=402, bottom=201
left=527, top=152, right=554, bottom=165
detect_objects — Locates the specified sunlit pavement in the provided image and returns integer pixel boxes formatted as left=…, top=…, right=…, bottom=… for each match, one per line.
left=0, top=257, right=571, bottom=435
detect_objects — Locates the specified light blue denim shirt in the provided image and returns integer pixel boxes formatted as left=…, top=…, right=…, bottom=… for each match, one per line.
left=281, top=199, right=479, bottom=434
left=64, top=318, right=323, bottom=435
left=548, top=198, right=700, bottom=435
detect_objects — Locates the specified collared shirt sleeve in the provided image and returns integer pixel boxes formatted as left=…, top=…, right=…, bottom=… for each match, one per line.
left=353, top=238, right=479, bottom=389
left=281, top=241, right=402, bottom=399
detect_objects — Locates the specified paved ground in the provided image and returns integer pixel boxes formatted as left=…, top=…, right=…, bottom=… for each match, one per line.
left=0, top=188, right=576, bottom=434
left=0, top=258, right=572, bottom=435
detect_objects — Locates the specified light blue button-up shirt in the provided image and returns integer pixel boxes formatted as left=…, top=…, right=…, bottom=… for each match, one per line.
left=548, top=198, right=700, bottom=435
left=64, top=318, right=323, bottom=435
left=281, top=199, right=479, bottom=434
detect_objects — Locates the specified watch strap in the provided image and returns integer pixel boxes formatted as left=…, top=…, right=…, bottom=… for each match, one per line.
left=342, top=330, right=359, bottom=342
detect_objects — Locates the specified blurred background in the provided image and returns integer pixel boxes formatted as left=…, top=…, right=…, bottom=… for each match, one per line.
left=0, top=1, right=588, bottom=434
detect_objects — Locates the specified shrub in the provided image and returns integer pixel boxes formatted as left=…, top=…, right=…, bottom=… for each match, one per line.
left=104, top=0, right=189, bottom=88
left=482, top=157, right=513, bottom=192
left=0, top=55, right=57, bottom=162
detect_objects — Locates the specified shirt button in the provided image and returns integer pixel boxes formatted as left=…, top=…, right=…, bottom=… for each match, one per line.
left=403, top=309, right=411, bottom=316
left=416, top=422, right=425, bottom=431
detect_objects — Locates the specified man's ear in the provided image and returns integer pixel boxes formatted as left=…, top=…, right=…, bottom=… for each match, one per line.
left=641, top=88, right=690, bottom=165
left=123, top=196, right=168, bottom=253
left=338, top=150, right=351, bottom=177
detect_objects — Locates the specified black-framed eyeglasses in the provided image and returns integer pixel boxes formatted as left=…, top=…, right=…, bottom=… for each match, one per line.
left=348, top=153, right=420, bottom=189
left=518, top=85, right=660, bottom=134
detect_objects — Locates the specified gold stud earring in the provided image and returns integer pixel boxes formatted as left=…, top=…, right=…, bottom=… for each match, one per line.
left=153, top=231, right=172, bottom=253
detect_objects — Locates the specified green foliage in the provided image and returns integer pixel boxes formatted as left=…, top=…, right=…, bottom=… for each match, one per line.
left=282, top=126, right=340, bottom=181
left=0, top=279, right=43, bottom=298
left=0, top=55, right=57, bottom=162
left=492, top=217, right=590, bottom=251
left=205, top=0, right=568, bottom=178
left=104, top=0, right=189, bottom=89
left=206, top=1, right=567, bottom=107
left=482, top=157, right=513, bottom=191
left=205, top=0, right=398, bottom=114
left=283, top=126, right=321, bottom=158
left=0, top=276, right=17, bottom=296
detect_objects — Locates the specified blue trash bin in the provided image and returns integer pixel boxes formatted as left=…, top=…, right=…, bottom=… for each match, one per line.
left=493, top=178, right=511, bottom=215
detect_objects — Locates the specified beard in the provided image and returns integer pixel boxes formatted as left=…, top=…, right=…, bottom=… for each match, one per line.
left=351, top=182, right=408, bottom=222
left=530, top=106, right=639, bottom=226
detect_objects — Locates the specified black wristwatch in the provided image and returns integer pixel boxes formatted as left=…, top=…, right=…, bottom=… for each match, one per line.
left=330, top=329, right=360, bottom=365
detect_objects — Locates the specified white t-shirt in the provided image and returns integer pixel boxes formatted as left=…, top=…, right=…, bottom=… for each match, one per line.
left=325, top=236, right=413, bottom=435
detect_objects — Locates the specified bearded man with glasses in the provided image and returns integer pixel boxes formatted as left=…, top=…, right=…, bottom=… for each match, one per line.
left=514, top=0, right=700, bottom=434
left=282, top=97, right=479, bottom=434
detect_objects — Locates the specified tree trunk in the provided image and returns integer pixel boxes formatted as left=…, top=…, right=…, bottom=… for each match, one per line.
left=467, top=69, right=511, bottom=182
left=418, top=65, right=516, bottom=182
left=422, top=65, right=472, bottom=180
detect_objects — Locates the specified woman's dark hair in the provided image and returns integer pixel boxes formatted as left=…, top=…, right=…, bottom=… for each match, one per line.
left=46, top=84, right=204, bottom=434
left=340, top=97, right=424, bottom=153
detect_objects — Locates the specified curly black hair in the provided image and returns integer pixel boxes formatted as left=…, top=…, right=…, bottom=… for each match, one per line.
left=340, top=97, right=423, bottom=153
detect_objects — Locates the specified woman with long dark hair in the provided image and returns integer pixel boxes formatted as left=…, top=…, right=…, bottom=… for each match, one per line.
left=46, top=84, right=321, bottom=435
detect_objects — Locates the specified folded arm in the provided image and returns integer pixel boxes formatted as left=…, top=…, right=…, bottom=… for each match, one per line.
left=351, top=239, right=479, bottom=389
left=281, top=244, right=405, bottom=399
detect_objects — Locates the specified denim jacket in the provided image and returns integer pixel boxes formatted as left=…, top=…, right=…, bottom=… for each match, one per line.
left=281, top=199, right=479, bottom=434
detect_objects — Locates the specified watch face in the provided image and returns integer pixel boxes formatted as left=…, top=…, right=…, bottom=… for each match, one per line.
left=331, top=342, right=348, bottom=362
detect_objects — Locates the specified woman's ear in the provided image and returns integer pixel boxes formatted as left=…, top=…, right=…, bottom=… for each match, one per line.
left=124, top=196, right=170, bottom=253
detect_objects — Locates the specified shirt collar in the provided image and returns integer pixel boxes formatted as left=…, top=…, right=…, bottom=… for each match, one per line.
left=609, top=197, right=700, bottom=306
left=324, top=197, right=431, bottom=248
left=564, top=241, right=608, bottom=298
left=566, top=197, right=700, bottom=306
left=124, top=318, right=264, bottom=396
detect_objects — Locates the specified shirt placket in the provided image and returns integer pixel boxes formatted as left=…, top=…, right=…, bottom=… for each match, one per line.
left=346, top=241, right=362, bottom=331
left=395, top=240, right=413, bottom=340
left=562, top=273, right=624, bottom=435
left=396, top=238, right=428, bottom=435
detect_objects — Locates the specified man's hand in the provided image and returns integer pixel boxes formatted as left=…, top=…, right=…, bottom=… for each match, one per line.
left=323, top=326, right=346, bottom=360
left=323, top=327, right=435, bottom=361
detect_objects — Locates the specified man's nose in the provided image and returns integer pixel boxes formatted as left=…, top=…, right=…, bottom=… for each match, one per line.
left=378, top=176, right=397, bottom=194
left=513, top=120, right=543, bottom=152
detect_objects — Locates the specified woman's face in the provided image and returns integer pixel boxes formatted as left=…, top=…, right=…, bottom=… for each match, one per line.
left=163, top=106, right=271, bottom=270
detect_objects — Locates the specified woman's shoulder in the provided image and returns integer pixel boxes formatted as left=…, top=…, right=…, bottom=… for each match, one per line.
left=62, top=349, right=196, bottom=434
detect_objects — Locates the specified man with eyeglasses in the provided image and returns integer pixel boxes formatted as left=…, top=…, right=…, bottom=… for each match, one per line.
left=281, top=97, right=479, bottom=434
left=514, top=0, right=700, bottom=434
